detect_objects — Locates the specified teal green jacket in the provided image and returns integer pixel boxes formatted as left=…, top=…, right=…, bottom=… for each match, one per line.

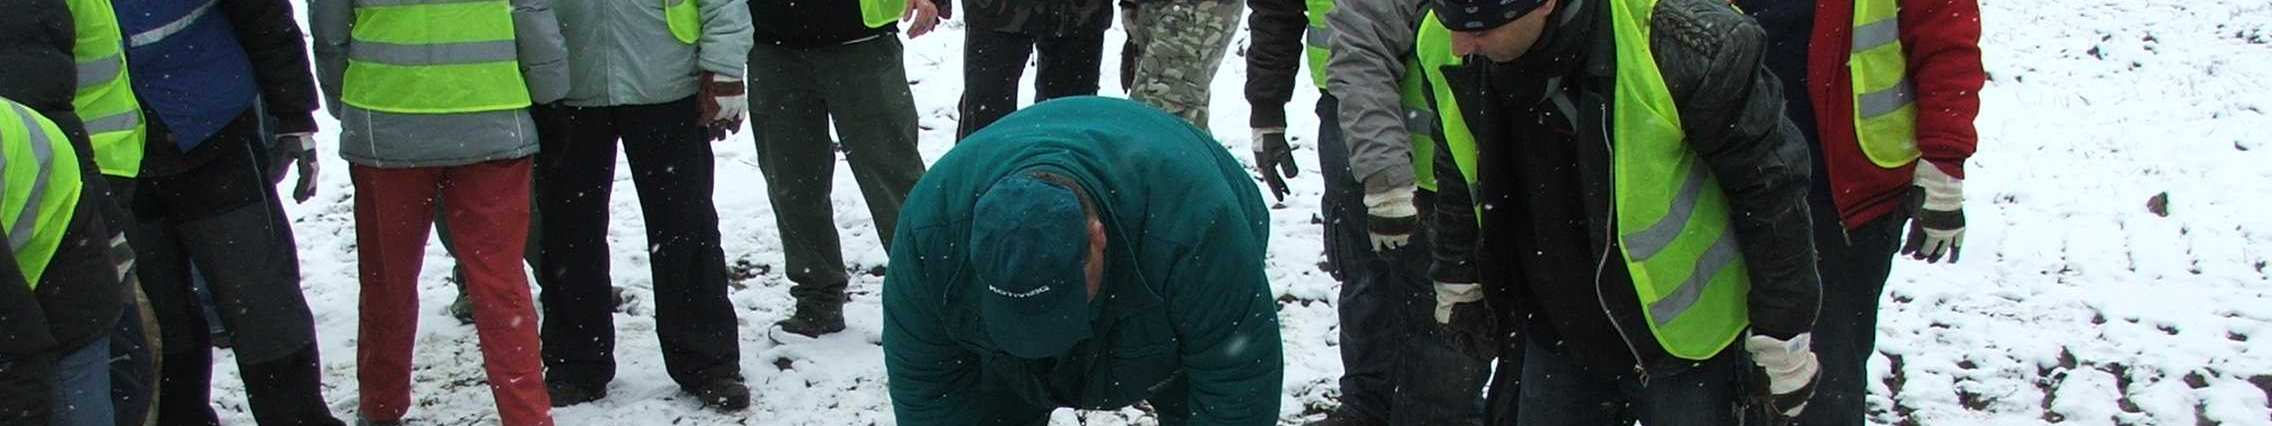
left=883, top=97, right=1283, bottom=425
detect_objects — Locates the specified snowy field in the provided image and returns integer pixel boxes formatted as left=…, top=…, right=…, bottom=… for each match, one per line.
left=206, top=0, right=2272, bottom=423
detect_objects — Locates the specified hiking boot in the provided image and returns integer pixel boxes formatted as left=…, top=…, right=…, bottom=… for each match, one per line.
left=448, top=291, right=475, bottom=325
left=689, top=377, right=750, bottom=411
left=547, top=380, right=607, bottom=407
left=773, top=301, right=845, bottom=339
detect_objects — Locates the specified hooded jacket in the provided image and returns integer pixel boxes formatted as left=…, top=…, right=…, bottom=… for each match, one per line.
left=884, top=97, right=1282, bottom=425
left=1426, top=0, right=1822, bottom=378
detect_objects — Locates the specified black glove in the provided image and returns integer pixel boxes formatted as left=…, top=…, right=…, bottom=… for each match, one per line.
left=1252, top=128, right=1298, bottom=201
left=1433, top=282, right=1496, bottom=358
left=271, top=133, right=320, bottom=203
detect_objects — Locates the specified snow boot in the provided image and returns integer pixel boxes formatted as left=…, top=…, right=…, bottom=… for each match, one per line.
left=688, top=376, right=750, bottom=411
left=238, top=344, right=346, bottom=426
left=772, top=300, right=845, bottom=339
left=546, top=379, right=607, bottom=407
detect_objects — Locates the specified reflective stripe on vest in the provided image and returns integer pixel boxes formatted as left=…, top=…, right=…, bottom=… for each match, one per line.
left=861, top=0, right=908, bottom=29
left=342, top=0, right=532, bottom=114
left=127, top=0, right=217, bottom=48
left=1417, top=11, right=1480, bottom=222
left=69, top=0, right=149, bottom=178
left=1607, top=0, right=1750, bottom=361
left=1302, top=0, right=1336, bottom=88
left=1850, top=0, right=1921, bottom=168
left=0, top=100, right=88, bottom=287
left=667, top=0, right=701, bottom=44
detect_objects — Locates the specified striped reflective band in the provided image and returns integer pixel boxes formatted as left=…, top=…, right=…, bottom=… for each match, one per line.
left=1647, top=234, right=1740, bottom=326
left=1851, top=19, right=1899, bottom=53
left=83, top=110, right=142, bottom=134
left=349, top=40, right=520, bottom=66
left=1621, top=163, right=1708, bottom=260
left=6, top=104, right=58, bottom=252
left=1307, top=24, right=1334, bottom=48
left=128, top=0, right=218, bottom=48
left=76, top=55, right=123, bottom=91
left=1858, top=77, right=1914, bottom=119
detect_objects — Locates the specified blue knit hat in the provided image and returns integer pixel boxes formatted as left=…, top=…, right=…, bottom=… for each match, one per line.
left=969, top=173, right=1094, bottom=359
left=1433, top=0, right=1551, bottom=31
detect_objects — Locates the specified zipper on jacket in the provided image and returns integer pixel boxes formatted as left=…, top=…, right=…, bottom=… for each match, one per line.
left=1591, top=101, right=1651, bottom=386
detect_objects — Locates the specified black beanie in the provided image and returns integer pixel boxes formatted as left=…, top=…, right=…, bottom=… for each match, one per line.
left=1433, top=0, right=1551, bottom=31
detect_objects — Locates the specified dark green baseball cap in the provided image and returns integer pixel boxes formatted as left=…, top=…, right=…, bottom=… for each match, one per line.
left=969, top=173, right=1094, bottom=360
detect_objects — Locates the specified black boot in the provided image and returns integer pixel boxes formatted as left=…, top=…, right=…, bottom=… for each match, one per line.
left=547, top=379, right=608, bottom=407
left=773, top=300, right=845, bottom=339
left=688, top=376, right=750, bottom=411
left=239, top=344, right=345, bottom=426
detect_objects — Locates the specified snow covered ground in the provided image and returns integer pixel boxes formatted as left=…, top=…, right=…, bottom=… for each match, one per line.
left=199, top=0, right=2272, bottom=423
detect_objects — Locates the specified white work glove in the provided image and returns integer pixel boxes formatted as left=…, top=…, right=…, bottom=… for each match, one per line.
left=1432, top=282, right=1484, bottom=324
left=270, top=132, right=320, bottom=203
left=1363, top=187, right=1419, bottom=252
left=1901, top=160, right=1965, bottom=263
left=697, top=72, right=747, bottom=141
left=1433, top=281, right=1495, bottom=358
left=1744, top=333, right=1822, bottom=419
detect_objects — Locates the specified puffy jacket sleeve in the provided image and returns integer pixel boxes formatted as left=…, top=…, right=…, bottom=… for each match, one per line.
left=1899, top=0, right=1984, bottom=178
left=307, top=0, right=349, bottom=119
left=219, top=0, right=322, bottom=134
left=511, top=0, right=570, bottom=104
left=1168, top=213, right=1284, bottom=425
left=696, top=0, right=753, bottom=78
left=1242, top=0, right=1305, bottom=129
left=0, top=0, right=82, bottom=133
left=1424, top=111, right=1478, bottom=286
left=881, top=225, right=984, bottom=424
left=1324, top=0, right=1423, bottom=194
left=1664, top=8, right=1821, bottom=339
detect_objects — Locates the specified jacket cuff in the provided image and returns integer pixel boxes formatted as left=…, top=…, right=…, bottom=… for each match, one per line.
left=1248, top=102, right=1289, bottom=129
left=1359, top=166, right=1416, bottom=195
left=273, top=111, right=319, bottom=135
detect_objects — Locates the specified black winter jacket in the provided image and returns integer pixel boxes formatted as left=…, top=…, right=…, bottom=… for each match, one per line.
left=1242, top=0, right=1307, bottom=129
left=947, top=0, right=1113, bottom=37
left=1427, top=0, right=1821, bottom=379
left=0, top=0, right=85, bottom=141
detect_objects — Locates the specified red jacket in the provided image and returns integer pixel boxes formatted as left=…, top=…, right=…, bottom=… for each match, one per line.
left=1806, top=0, right=1984, bottom=228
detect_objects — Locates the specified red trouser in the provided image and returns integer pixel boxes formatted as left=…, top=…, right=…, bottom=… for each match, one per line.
left=351, top=159, right=551, bottom=425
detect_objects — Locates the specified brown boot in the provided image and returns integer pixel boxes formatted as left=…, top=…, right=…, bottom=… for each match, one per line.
left=773, top=300, right=844, bottom=339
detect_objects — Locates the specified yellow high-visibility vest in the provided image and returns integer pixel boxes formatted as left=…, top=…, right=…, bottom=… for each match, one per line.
left=66, top=0, right=148, bottom=178
left=342, top=0, right=533, bottom=114
left=0, top=98, right=89, bottom=287
left=1849, top=0, right=1923, bottom=168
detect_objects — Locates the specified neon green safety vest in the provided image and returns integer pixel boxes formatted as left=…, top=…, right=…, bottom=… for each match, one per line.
left=0, top=99, right=89, bottom=288
left=343, top=0, right=532, bottom=114
left=1850, top=0, right=1922, bottom=168
left=1607, top=0, right=1752, bottom=360
left=1413, top=12, right=1476, bottom=220
left=666, top=0, right=701, bottom=44
left=862, top=0, right=908, bottom=29
left=65, top=0, right=149, bottom=178
left=1302, top=0, right=1438, bottom=192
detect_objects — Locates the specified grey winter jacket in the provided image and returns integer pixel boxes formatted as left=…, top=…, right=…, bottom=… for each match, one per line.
left=311, top=0, right=570, bottom=168
left=1324, top=0, right=1426, bottom=195
left=556, top=0, right=751, bottom=107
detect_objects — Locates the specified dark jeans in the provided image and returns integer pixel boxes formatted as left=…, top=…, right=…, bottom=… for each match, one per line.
left=530, top=98, right=741, bottom=389
left=1795, top=200, right=1907, bottom=426
left=1316, top=94, right=1491, bottom=424
left=130, top=115, right=338, bottom=425
left=747, top=36, right=927, bottom=308
left=1517, top=339, right=1747, bottom=425
left=957, top=29, right=1106, bottom=140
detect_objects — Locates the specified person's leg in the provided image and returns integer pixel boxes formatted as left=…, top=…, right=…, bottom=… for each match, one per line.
left=1311, top=94, right=1391, bottom=424
left=957, top=30, right=1038, bottom=140
left=1515, top=339, right=1628, bottom=425
left=814, top=36, right=926, bottom=250
left=1796, top=210, right=1906, bottom=426
left=617, top=98, right=745, bottom=405
left=1626, top=349, right=1746, bottom=426
left=128, top=177, right=219, bottom=426
left=439, top=158, right=553, bottom=426
left=108, top=286, right=158, bottom=426
left=52, top=336, right=115, bottom=426
left=1126, top=0, right=1243, bottom=126
left=349, top=165, right=443, bottom=424
left=1118, top=3, right=1145, bottom=92
left=171, top=137, right=336, bottom=424
left=1481, top=342, right=1526, bottom=425
left=0, top=351, right=57, bottom=425
left=1032, top=30, right=1106, bottom=102
left=529, top=103, right=624, bottom=397
left=1384, top=225, right=1492, bottom=425
left=748, top=42, right=851, bottom=337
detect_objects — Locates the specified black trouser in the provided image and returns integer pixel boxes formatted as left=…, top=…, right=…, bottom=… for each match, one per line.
left=1516, top=339, right=1748, bottom=425
left=131, top=113, right=337, bottom=425
left=530, top=98, right=741, bottom=389
left=1795, top=195, right=1907, bottom=426
left=747, top=36, right=927, bottom=309
left=1315, top=94, right=1491, bottom=424
left=956, top=29, right=1106, bottom=140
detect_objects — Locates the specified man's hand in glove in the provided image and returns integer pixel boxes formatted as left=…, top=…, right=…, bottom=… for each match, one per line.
left=1433, top=282, right=1495, bottom=357
left=1745, top=333, right=1822, bottom=420
left=697, top=72, right=747, bottom=142
left=269, top=132, right=320, bottom=203
left=1901, top=160, right=1966, bottom=263
left=1364, top=187, right=1418, bottom=252
left=1251, top=128, right=1298, bottom=202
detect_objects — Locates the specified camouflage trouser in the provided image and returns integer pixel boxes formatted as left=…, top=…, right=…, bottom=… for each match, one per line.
left=1122, top=0, right=1243, bottom=128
